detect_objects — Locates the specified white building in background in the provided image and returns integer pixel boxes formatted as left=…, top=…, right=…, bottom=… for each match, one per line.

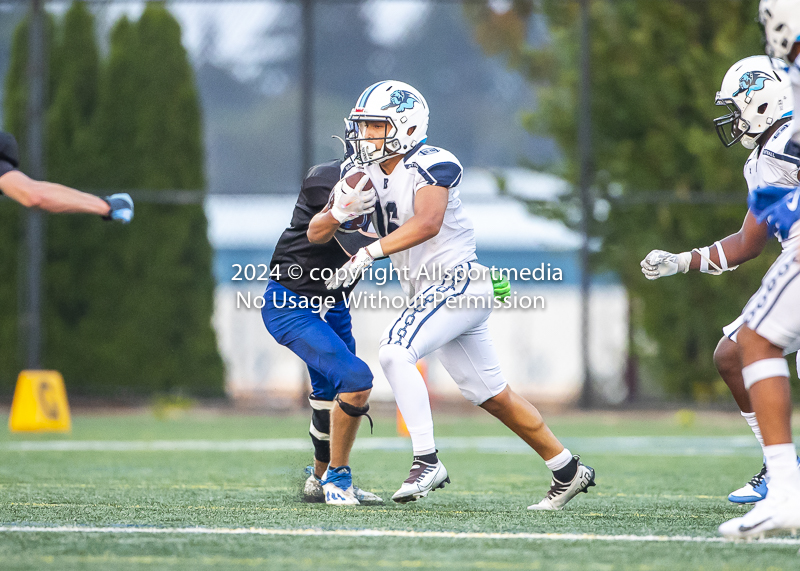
left=206, top=169, right=629, bottom=407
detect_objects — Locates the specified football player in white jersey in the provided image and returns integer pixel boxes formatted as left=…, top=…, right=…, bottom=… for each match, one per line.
left=718, top=185, right=800, bottom=538
left=640, top=56, right=800, bottom=505
left=760, top=0, right=800, bottom=157
left=323, top=80, right=596, bottom=509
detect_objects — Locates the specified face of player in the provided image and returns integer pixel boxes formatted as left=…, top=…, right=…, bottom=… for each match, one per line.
left=358, top=120, right=392, bottom=151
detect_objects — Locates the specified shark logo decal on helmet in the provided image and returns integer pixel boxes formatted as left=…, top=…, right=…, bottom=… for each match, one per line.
left=381, top=90, right=421, bottom=113
left=732, top=71, right=774, bottom=98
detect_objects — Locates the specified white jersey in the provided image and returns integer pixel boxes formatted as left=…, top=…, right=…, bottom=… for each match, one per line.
left=790, top=62, right=800, bottom=142
left=744, top=120, right=800, bottom=249
left=346, top=144, right=477, bottom=296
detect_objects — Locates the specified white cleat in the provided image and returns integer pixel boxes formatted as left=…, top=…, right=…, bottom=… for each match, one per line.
left=719, top=492, right=800, bottom=539
left=353, top=486, right=384, bottom=505
left=392, top=459, right=450, bottom=503
left=528, top=456, right=596, bottom=511
left=323, top=482, right=360, bottom=505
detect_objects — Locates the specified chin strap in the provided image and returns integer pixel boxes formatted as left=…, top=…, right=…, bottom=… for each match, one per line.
left=332, top=135, right=348, bottom=157
left=692, top=241, right=739, bottom=275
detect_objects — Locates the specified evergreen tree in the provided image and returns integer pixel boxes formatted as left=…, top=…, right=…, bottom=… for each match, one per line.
left=91, top=17, right=139, bottom=188
left=68, top=4, right=224, bottom=396
left=0, top=15, right=55, bottom=390
left=43, top=2, right=104, bottom=391
left=2, top=5, right=224, bottom=396
left=47, top=0, right=98, bottom=185
left=470, top=0, right=779, bottom=397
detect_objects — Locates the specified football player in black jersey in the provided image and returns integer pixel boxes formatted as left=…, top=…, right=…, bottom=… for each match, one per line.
left=262, top=150, right=382, bottom=505
left=0, top=131, right=133, bottom=222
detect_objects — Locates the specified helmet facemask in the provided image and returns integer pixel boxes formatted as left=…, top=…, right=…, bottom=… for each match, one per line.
left=346, top=116, right=402, bottom=166
left=714, top=96, right=752, bottom=148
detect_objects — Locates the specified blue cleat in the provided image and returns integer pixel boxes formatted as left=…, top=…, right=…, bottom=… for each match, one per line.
left=727, top=457, right=800, bottom=505
left=316, top=465, right=383, bottom=505
left=322, top=466, right=359, bottom=505
left=303, top=465, right=383, bottom=504
left=728, top=463, right=767, bottom=504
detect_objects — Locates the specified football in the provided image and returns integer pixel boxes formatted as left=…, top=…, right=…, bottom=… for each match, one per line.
left=345, top=171, right=374, bottom=192
left=335, top=172, right=374, bottom=233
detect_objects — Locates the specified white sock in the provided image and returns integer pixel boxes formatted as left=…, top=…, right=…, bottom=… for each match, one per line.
left=764, top=443, right=800, bottom=494
left=741, top=411, right=766, bottom=452
left=379, top=344, right=435, bottom=455
left=545, top=448, right=573, bottom=472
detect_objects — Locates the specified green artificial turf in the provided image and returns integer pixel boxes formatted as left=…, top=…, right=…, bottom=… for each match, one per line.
left=0, top=411, right=799, bottom=570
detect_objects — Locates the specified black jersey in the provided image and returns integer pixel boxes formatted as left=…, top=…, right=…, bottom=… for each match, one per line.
left=0, top=131, right=20, bottom=191
left=269, top=160, right=358, bottom=298
left=0, top=159, right=14, bottom=181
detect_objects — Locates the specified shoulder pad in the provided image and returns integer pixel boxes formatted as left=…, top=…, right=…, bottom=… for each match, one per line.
left=409, top=145, right=460, bottom=167
left=340, top=157, right=358, bottom=179
left=761, top=147, right=800, bottom=167
left=404, top=146, right=463, bottom=188
left=0, top=132, right=20, bottom=168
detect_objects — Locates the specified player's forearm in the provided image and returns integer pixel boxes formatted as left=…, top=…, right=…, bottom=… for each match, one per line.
left=307, top=208, right=340, bottom=244
left=688, top=215, right=769, bottom=271
left=374, top=214, right=441, bottom=256
left=35, top=181, right=109, bottom=214
left=1, top=172, right=109, bottom=215
left=689, top=235, right=761, bottom=270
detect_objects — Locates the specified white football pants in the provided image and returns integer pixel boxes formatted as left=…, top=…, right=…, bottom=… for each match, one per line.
left=378, top=262, right=507, bottom=455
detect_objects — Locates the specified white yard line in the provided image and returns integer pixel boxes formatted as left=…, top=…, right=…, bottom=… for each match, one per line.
left=0, top=435, right=765, bottom=455
left=0, top=525, right=799, bottom=545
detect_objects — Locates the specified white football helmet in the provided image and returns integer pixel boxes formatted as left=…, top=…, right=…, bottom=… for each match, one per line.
left=714, top=55, right=792, bottom=149
left=759, top=0, right=800, bottom=61
left=346, top=80, right=429, bottom=165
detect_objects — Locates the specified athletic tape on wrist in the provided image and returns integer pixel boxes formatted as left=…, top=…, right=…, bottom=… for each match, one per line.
left=742, top=358, right=790, bottom=390
left=677, top=251, right=692, bottom=274
left=715, top=241, right=728, bottom=271
left=692, top=245, right=724, bottom=275
left=366, top=240, right=384, bottom=260
left=714, top=241, right=738, bottom=272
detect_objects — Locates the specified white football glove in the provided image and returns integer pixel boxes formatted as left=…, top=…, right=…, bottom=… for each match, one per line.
left=325, top=247, right=376, bottom=290
left=330, top=175, right=377, bottom=223
left=640, top=250, right=691, bottom=280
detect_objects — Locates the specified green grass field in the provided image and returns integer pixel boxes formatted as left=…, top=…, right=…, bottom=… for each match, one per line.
left=1, top=409, right=799, bottom=570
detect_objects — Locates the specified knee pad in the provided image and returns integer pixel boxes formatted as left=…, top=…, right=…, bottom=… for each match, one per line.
left=336, top=396, right=373, bottom=434
left=742, top=358, right=790, bottom=389
left=308, top=398, right=333, bottom=464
